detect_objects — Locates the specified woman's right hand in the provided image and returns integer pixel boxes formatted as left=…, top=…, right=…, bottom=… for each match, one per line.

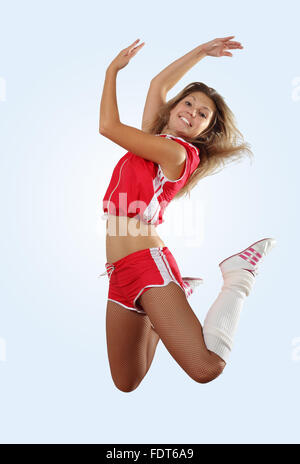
left=199, top=36, right=243, bottom=57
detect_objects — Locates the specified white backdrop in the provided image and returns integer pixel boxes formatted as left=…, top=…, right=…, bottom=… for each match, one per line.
left=0, top=0, right=299, bottom=444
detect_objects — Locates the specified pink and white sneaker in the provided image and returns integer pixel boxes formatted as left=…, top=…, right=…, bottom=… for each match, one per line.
left=182, top=277, right=204, bottom=298
left=219, top=238, right=277, bottom=277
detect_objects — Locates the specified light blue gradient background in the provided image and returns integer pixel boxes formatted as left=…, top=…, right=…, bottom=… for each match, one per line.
left=1, top=0, right=299, bottom=444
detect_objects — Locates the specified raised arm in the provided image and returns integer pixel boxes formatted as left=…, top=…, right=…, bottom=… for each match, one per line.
left=141, top=36, right=243, bottom=131
left=151, top=36, right=243, bottom=92
left=141, top=46, right=208, bottom=132
left=98, top=38, right=243, bottom=169
left=141, top=80, right=168, bottom=132
left=151, top=45, right=207, bottom=93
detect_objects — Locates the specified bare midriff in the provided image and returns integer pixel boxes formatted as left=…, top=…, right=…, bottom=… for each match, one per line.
left=105, top=214, right=166, bottom=264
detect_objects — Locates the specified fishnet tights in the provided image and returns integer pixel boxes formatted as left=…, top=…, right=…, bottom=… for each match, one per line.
left=106, top=300, right=160, bottom=393
left=106, top=282, right=226, bottom=392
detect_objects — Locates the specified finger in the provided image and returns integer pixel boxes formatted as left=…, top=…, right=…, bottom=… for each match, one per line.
left=126, top=39, right=140, bottom=52
left=226, top=43, right=243, bottom=49
left=134, top=41, right=145, bottom=48
left=223, top=52, right=233, bottom=57
left=131, top=44, right=145, bottom=57
left=226, top=41, right=242, bottom=46
left=128, top=39, right=140, bottom=48
left=130, top=42, right=145, bottom=54
left=221, top=35, right=235, bottom=41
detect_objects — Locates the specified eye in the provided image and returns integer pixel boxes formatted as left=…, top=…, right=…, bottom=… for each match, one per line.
left=185, top=101, right=207, bottom=118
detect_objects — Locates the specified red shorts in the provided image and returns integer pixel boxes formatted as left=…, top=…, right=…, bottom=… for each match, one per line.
left=98, top=246, right=197, bottom=315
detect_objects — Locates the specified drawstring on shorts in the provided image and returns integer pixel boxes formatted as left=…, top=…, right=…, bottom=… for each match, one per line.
left=97, top=263, right=115, bottom=279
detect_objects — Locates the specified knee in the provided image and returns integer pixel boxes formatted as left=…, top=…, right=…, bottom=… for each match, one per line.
left=192, top=359, right=226, bottom=384
left=114, top=379, right=142, bottom=393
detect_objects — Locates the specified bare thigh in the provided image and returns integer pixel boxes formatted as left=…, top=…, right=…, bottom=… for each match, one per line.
left=106, top=300, right=160, bottom=392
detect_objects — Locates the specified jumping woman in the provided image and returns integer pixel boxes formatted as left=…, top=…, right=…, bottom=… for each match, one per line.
left=98, top=36, right=276, bottom=392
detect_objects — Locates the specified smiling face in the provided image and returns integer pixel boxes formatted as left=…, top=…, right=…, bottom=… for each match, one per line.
left=161, top=91, right=216, bottom=139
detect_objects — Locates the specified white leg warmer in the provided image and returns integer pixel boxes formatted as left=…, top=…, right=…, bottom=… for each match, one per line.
left=203, top=269, right=256, bottom=362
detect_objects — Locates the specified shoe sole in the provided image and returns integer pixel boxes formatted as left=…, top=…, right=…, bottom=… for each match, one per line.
left=219, top=237, right=276, bottom=267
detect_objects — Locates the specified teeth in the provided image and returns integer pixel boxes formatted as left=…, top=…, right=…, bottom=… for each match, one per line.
left=179, top=116, right=190, bottom=127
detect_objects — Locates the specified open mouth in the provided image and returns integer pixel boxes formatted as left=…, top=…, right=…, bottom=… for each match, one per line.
left=179, top=116, right=191, bottom=127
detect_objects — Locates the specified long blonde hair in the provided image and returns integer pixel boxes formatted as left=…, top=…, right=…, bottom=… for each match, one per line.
left=148, top=82, right=254, bottom=200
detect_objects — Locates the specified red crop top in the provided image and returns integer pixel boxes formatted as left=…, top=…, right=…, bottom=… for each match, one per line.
left=102, top=134, right=200, bottom=226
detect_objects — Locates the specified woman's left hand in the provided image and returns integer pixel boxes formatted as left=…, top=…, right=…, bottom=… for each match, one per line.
left=107, top=39, right=145, bottom=72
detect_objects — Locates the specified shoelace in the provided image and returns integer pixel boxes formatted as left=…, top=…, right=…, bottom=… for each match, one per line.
left=97, top=263, right=115, bottom=279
